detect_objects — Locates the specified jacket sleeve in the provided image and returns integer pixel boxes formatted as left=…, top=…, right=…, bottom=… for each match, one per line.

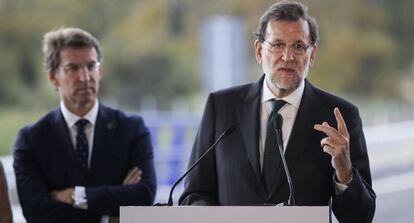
left=332, top=106, right=376, bottom=223
left=85, top=116, right=157, bottom=216
left=179, top=94, right=219, bottom=205
left=0, top=161, right=13, bottom=223
left=13, top=128, right=84, bottom=223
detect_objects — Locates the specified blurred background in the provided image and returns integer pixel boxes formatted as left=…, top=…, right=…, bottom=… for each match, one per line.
left=0, top=0, right=413, bottom=222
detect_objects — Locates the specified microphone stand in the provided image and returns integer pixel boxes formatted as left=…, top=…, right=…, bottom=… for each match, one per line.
left=274, top=114, right=295, bottom=206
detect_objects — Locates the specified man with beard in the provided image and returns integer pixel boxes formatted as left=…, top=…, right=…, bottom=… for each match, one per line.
left=179, top=1, right=375, bottom=222
left=13, top=27, right=156, bottom=223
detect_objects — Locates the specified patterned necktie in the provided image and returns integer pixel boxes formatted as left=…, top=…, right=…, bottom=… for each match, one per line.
left=263, top=99, right=286, bottom=194
left=75, top=119, right=90, bottom=181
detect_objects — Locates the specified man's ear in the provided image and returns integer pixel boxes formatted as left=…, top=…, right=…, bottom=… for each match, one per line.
left=49, top=72, right=59, bottom=89
left=97, top=66, right=103, bottom=80
left=309, top=44, right=317, bottom=67
left=254, top=40, right=263, bottom=64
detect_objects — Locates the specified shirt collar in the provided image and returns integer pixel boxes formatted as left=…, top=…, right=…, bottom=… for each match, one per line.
left=60, top=99, right=99, bottom=128
left=261, top=78, right=305, bottom=109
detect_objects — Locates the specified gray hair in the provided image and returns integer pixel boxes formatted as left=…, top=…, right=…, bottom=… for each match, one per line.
left=42, top=27, right=102, bottom=74
left=254, top=1, right=319, bottom=45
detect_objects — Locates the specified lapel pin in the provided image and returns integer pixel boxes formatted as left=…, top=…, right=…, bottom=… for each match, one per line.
left=106, top=123, right=114, bottom=130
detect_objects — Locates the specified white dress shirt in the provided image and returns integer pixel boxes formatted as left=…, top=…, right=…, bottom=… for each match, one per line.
left=259, top=78, right=304, bottom=170
left=258, top=78, right=349, bottom=193
left=60, top=100, right=111, bottom=223
left=60, top=100, right=98, bottom=168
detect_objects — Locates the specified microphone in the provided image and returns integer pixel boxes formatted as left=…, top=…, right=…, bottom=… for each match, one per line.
left=154, top=124, right=236, bottom=206
left=274, top=114, right=295, bottom=206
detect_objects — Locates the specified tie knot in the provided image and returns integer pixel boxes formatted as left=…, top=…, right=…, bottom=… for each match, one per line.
left=270, top=99, right=286, bottom=113
left=76, top=119, right=90, bottom=131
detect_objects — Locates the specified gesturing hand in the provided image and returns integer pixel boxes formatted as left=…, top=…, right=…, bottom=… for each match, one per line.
left=314, top=107, right=352, bottom=184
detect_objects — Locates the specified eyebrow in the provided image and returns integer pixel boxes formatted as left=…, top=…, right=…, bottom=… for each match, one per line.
left=267, top=39, right=309, bottom=45
left=63, top=61, right=98, bottom=66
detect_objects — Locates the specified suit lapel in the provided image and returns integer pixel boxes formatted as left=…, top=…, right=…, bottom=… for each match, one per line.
left=269, top=80, right=320, bottom=198
left=236, top=76, right=265, bottom=191
left=285, top=80, right=319, bottom=170
left=50, top=108, right=81, bottom=180
left=88, top=105, right=117, bottom=178
left=53, top=108, right=75, bottom=152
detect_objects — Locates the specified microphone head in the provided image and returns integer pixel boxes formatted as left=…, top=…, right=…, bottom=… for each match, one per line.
left=274, top=114, right=283, bottom=130
left=223, top=124, right=236, bottom=137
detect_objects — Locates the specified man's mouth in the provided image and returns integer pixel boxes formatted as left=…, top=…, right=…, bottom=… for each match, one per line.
left=278, top=67, right=295, bottom=73
left=77, top=87, right=93, bottom=93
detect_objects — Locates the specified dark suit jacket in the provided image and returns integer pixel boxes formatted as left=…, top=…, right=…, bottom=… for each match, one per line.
left=13, top=104, right=157, bottom=223
left=179, top=76, right=376, bottom=223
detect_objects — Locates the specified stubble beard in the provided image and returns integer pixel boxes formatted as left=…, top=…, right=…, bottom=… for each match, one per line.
left=267, top=74, right=303, bottom=97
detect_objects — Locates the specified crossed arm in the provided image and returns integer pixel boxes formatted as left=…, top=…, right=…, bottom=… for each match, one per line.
left=50, top=167, right=143, bottom=205
left=14, top=121, right=156, bottom=222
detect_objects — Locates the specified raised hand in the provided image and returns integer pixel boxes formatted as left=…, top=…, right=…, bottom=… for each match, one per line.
left=314, top=107, right=352, bottom=184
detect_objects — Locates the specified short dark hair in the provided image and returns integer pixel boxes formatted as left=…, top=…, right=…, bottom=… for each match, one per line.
left=42, top=27, right=102, bottom=74
left=254, top=1, right=319, bottom=45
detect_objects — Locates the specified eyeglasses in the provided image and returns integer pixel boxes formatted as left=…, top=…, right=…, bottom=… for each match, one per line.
left=59, top=62, right=101, bottom=75
left=262, top=40, right=311, bottom=55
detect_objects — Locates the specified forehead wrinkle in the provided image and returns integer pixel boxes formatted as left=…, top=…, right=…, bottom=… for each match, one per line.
left=265, top=19, right=311, bottom=44
left=59, top=47, right=98, bottom=66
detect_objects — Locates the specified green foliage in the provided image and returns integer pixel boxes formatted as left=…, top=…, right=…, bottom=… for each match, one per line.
left=0, top=109, right=47, bottom=156
left=101, top=0, right=199, bottom=110
left=0, top=0, right=412, bottom=110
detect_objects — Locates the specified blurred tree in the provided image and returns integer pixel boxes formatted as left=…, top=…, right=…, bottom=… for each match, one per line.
left=0, top=0, right=412, bottom=111
left=102, top=0, right=198, bottom=110
left=378, top=0, right=413, bottom=68
left=297, top=0, right=397, bottom=99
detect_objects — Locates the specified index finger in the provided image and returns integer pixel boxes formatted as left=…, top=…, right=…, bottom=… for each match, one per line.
left=314, top=122, right=338, bottom=138
left=334, top=107, right=349, bottom=137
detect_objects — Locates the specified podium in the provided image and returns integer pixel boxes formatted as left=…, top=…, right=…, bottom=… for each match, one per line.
left=121, top=206, right=330, bottom=223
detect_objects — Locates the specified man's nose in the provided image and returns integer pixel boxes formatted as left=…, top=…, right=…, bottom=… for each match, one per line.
left=281, top=46, right=294, bottom=61
left=79, top=67, right=91, bottom=82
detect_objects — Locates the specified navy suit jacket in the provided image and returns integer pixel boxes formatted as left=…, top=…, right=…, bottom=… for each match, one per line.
left=179, top=76, right=375, bottom=223
left=14, top=104, right=157, bottom=223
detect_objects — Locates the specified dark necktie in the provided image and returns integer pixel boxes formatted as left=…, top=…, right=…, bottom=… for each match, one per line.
left=75, top=119, right=89, bottom=181
left=263, top=99, right=286, bottom=194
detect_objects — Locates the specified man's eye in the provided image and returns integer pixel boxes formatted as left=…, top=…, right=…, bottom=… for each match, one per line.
left=87, top=62, right=101, bottom=71
left=87, top=64, right=96, bottom=71
left=274, top=43, right=285, bottom=48
left=65, top=65, right=78, bottom=72
left=294, top=43, right=309, bottom=52
left=293, top=43, right=304, bottom=49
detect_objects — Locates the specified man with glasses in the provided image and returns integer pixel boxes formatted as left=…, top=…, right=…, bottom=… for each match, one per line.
left=13, top=27, right=156, bottom=223
left=180, top=1, right=375, bottom=222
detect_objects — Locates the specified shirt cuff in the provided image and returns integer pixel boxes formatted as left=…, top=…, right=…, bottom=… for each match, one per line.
left=72, top=186, right=88, bottom=210
left=333, top=173, right=352, bottom=195
left=101, top=215, right=109, bottom=223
